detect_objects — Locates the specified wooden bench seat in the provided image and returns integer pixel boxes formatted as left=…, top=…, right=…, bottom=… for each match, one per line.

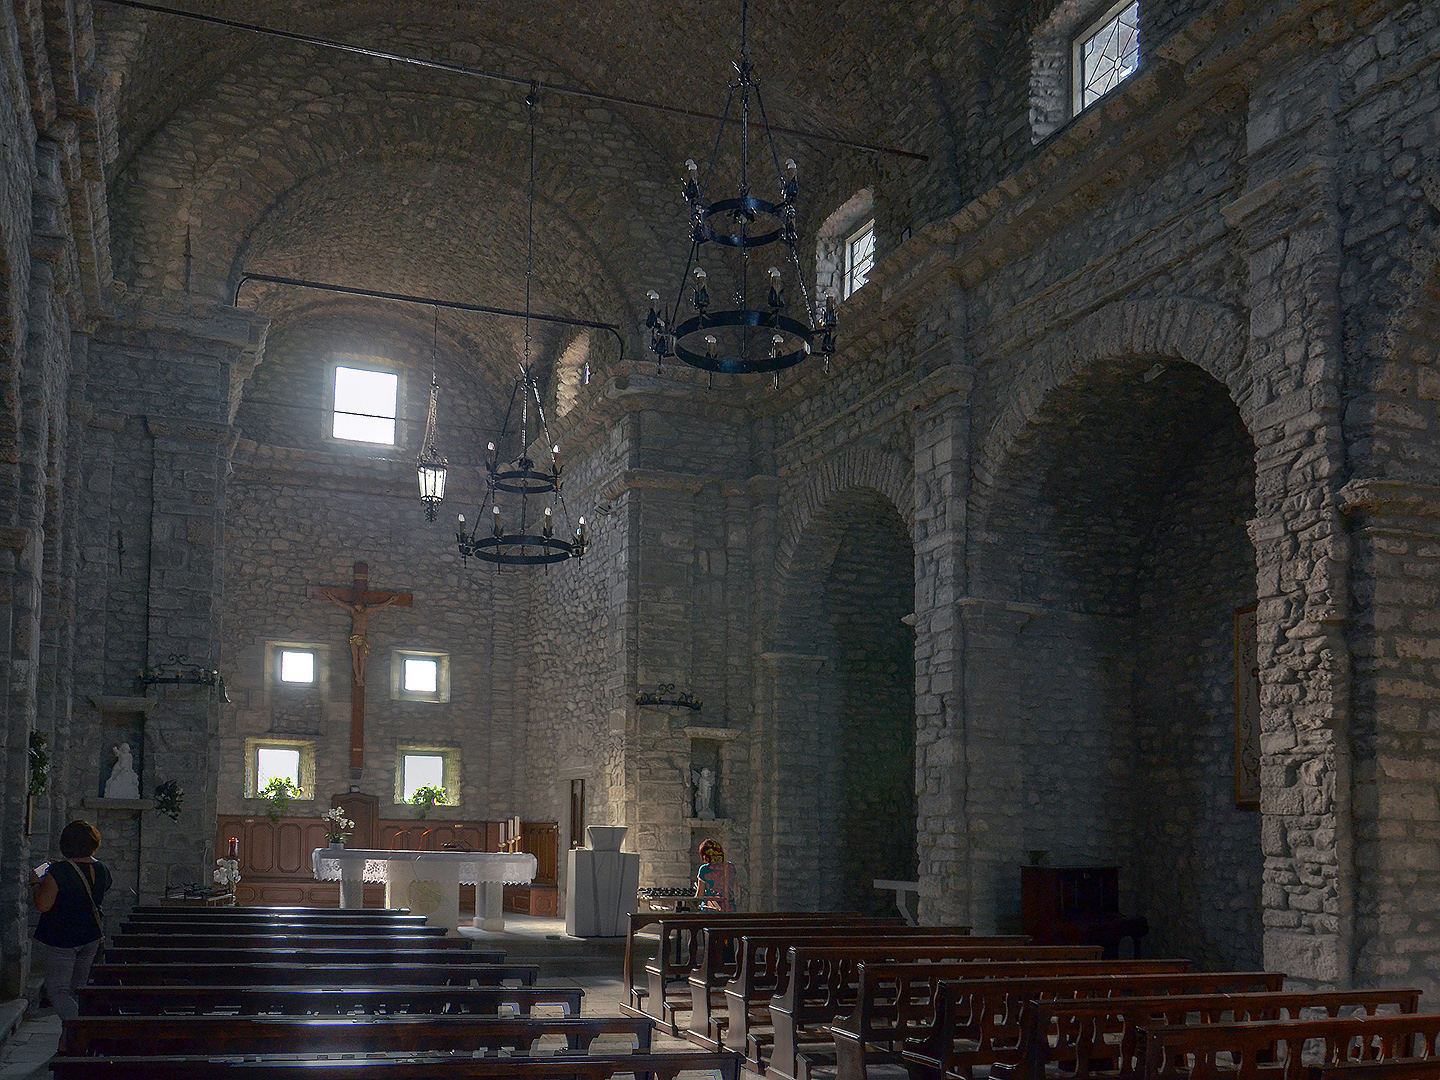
left=130, top=906, right=423, bottom=918
left=899, top=968, right=1282, bottom=1080
left=88, top=962, right=537, bottom=986
left=48, top=1049, right=743, bottom=1079
left=994, top=988, right=1422, bottom=1080
left=98, top=946, right=498, bottom=966
left=117, top=922, right=449, bottom=937
left=78, top=983, right=585, bottom=1017
left=110, top=934, right=473, bottom=951
left=62, top=1014, right=655, bottom=1056
left=1309, top=1064, right=1440, bottom=1079
left=1140, top=1012, right=1440, bottom=1080
left=770, top=954, right=1175, bottom=1080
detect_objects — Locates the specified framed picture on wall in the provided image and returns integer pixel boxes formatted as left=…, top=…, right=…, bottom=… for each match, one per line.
left=1234, top=604, right=1260, bottom=810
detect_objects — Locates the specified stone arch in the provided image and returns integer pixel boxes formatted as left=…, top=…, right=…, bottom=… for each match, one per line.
left=956, top=324, right=1261, bottom=965
left=775, top=445, right=914, bottom=595
left=971, top=297, right=1249, bottom=532
left=759, top=470, right=917, bottom=912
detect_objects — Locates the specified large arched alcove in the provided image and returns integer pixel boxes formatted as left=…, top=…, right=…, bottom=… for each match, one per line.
left=968, top=356, right=1261, bottom=968
left=769, top=486, right=916, bottom=913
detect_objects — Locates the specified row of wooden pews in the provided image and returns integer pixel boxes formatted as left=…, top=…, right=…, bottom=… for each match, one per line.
left=623, top=909, right=1440, bottom=1080
left=53, top=904, right=741, bottom=1079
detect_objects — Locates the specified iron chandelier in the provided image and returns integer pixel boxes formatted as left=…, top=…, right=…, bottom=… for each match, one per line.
left=645, top=0, right=836, bottom=378
left=455, top=88, right=586, bottom=567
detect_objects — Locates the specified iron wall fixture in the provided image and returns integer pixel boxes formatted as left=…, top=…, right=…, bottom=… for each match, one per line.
left=645, top=0, right=836, bottom=380
left=636, top=684, right=703, bottom=711
left=139, top=654, right=231, bottom=702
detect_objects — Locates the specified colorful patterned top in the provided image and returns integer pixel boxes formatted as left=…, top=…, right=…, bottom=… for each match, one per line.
left=696, top=859, right=737, bottom=912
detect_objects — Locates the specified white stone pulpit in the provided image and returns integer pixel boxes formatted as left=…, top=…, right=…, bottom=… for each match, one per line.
left=311, top=848, right=537, bottom=933
left=565, top=826, right=640, bottom=937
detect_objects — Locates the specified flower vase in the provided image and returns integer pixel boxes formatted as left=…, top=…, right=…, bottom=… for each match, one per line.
left=328, top=840, right=344, bottom=850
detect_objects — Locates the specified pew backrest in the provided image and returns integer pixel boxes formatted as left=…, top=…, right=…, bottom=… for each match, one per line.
left=77, top=983, right=583, bottom=1017
left=1012, top=988, right=1422, bottom=1080
left=1141, top=1012, right=1440, bottom=1080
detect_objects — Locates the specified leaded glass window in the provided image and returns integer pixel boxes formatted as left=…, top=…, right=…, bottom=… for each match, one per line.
left=844, top=221, right=875, bottom=299
left=1074, top=0, right=1139, bottom=112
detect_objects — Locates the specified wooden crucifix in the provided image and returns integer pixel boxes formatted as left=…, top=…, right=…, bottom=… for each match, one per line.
left=307, top=561, right=412, bottom=774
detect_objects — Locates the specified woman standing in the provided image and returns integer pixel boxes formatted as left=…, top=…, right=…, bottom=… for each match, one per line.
left=29, top=820, right=111, bottom=1021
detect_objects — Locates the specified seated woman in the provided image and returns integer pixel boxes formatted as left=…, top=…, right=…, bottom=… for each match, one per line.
left=694, top=838, right=737, bottom=912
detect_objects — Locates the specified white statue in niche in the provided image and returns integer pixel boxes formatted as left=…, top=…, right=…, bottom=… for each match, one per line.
left=692, top=765, right=717, bottom=820
left=104, top=743, right=140, bottom=800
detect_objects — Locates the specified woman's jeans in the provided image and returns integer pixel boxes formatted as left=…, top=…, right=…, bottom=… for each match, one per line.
left=39, top=938, right=101, bottom=1021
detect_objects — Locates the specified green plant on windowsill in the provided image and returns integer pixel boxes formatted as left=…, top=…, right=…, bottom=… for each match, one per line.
left=409, top=784, right=447, bottom=820
left=260, top=776, right=299, bottom=822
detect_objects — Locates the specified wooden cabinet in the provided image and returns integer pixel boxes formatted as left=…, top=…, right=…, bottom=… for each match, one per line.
left=1021, top=865, right=1147, bottom=958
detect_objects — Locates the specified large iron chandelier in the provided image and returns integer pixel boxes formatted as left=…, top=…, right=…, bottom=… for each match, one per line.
left=455, top=89, right=586, bottom=567
left=645, top=0, right=836, bottom=379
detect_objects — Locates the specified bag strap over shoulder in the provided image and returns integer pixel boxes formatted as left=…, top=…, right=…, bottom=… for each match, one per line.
left=64, top=859, right=105, bottom=939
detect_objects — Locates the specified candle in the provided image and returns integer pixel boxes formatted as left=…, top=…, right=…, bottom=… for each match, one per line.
left=228, top=836, right=239, bottom=858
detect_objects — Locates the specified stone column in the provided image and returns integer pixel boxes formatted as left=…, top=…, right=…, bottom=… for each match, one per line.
left=1221, top=60, right=1354, bottom=987
left=905, top=362, right=974, bottom=927
left=138, top=415, right=233, bottom=902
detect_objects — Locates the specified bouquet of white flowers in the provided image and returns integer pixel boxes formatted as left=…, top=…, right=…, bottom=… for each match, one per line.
left=213, top=856, right=240, bottom=891
left=321, top=807, right=355, bottom=844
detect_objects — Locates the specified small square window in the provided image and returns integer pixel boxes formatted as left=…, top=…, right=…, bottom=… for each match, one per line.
left=256, top=747, right=301, bottom=791
left=278, top=648, right=315, bottom=685
left=404, top=657, right=438, bottom=694
left=401, top=754, right=446, bottom=803
left=395, top=746, right=459, bottom=808
left=391, top=649, right=450, bottom=702
left=1074, top=0, right=1139, bottom=112
left=333, top=364, right=398, bottom=445
left=844, top=221, right=875, bottom=299
left=245, top=738, right=315, bottom=800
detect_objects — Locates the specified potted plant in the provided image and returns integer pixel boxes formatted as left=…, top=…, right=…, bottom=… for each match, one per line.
left=409, top=784, right=447, bottom=820
left=260, top=776, right=298, bottom=822
left=321, top=807, right=354, bottom=848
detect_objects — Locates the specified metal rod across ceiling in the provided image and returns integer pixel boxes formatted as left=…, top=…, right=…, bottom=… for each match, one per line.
left=233, top=272, right=626, bottom=364
left=99, top=0, right=929, bottom=162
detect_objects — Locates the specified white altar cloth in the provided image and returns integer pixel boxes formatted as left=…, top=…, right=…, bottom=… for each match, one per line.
left=311, top=849, right=537, bottom=932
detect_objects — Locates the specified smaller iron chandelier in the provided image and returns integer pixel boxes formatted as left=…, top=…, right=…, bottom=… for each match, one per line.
left=645, top=0, right=836, bottom=378
left=455, top=367, right=586, bottom=566
left=455, top=88, right=586, bottom=568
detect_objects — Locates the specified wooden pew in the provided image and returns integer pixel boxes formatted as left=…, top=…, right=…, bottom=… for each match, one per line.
left=770, top=953, right=1162, bottom=1080
left=899, top=967, right=1279, bottom=1080
left=88, top=961, right=537, bottom=986
left=1310, top=1065, right=1440, bottom=1079
left=110, top=934, right=473, bottom=951
left=99, top=945, right=500, bottom=966
left=718, top=938, right=1069, bottom=1064
left=49, top=1050, right=744, bottom=1079
left=995, top=988, right=1421, bottom=1080
left=828, top=952, right=1137, bottom=1080
left=62, top=1014, right=656, bottom=1056
left=127, top=908, right=425, bottom=923
left=622, top=912, right=892, bottom=1030
left=1141, top=1012, right=1440, bottom=1080
left=686, top=920, right=934, bottom=1044
left=117, top=921, right=448, bottom=937
left=78, top=983, right=585, bottom=1017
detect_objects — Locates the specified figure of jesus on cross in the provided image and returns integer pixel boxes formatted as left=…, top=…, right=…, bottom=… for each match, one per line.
left=308, top=561, right=412, bottom=775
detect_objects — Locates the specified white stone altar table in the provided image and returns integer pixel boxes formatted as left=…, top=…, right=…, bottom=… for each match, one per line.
left=312, top=849, right=537, bottom=933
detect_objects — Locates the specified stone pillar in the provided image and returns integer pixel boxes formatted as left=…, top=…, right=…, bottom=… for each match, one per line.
left=1221, top=60, right=1354, bottom=987
left=138, top=415, right=233, bottom=902
left=905, top=362, right=974, bottom=927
